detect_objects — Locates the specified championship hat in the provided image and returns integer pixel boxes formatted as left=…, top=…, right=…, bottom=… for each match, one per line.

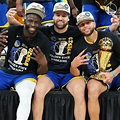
left=26, top=2, right=46, bottom=19
left=53, top=2, right=70, bottom=14
left=76, top=11, right=94, bottom=25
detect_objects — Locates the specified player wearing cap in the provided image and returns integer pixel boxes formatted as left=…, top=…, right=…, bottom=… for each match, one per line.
left=32, top=2, right=86, bottom=120
left=70, top=11, right=120, bottom=120
left=0, top=2, right=50, bottom=120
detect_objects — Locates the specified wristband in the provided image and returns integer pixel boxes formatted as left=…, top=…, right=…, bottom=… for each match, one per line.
left=71, top=7, right=76, bottom=10
left=111, top=71, right=117, bottom=77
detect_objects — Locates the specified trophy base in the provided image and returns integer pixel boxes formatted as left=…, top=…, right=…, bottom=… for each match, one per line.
left=90, top=73, right=106, bottom=81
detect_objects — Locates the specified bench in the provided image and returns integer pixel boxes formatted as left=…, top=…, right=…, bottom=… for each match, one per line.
left=0, top=90, right=120, bottom=120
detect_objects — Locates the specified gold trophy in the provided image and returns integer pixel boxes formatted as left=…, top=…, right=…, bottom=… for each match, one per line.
left=91, top=37, right=113, bottom=81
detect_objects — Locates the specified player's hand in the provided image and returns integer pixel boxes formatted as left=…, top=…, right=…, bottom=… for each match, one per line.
left=0, top=30, right=8, bottom=48
left=31, top=46, right=47, bottom=66
left=6, top=8, right=17, bottom=18
left=110, top=14, right=119, bottom=31
left=99, top=72, right=114, bottom=84
left=71, top=49, right=88, bottom=68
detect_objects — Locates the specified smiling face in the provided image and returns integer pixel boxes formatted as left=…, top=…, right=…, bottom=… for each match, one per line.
left=24, top=14, right=42, bottom=37
left=53, top=11, right=69, bottom=30
left=78, top=20, right=96, bottom=36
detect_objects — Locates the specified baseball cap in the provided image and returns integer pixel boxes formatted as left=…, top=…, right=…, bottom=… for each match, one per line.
left=26, top=2, right=46, bottom=19
left=53, top=2, right=70, bottom=14
left=76, top=11, right=94, bottom=25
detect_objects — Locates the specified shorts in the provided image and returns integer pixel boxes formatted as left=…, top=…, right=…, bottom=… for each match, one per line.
left=46, top=71, right=83, bottom=88
left=0, top=70, right=37, bottom=90
left=109, top=74, right=120, bottom=91
left=82, top=4, right=112, bottom=27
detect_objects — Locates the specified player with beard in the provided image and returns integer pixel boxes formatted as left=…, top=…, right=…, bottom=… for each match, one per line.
left=32, top=2, right=87, bottom=120
left=70, top=11, right=120, bottom=120
left=0, top=3, right=50, bottom=120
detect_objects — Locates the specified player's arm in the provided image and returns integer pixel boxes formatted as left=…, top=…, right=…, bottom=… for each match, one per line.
left=16, top=0, right=24, bottom=17
left=67, top=0, right=79, bottom=18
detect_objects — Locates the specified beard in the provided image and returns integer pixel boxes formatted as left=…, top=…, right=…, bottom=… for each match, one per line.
left=54, top=22, right=68, bottom=29
left=81, top=28, right=95, bottom=36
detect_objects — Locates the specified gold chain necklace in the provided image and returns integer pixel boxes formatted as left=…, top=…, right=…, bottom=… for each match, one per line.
left=84, top=36, right=97, bottom=44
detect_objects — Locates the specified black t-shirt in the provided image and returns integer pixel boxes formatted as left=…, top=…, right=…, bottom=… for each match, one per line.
left=2, top=25, right=50, bottom=75
left=82, top=0, right=95, bottom=5
left=71, top=31, right=120, bottom=78
left=40, top=25, right=82, bottom=74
